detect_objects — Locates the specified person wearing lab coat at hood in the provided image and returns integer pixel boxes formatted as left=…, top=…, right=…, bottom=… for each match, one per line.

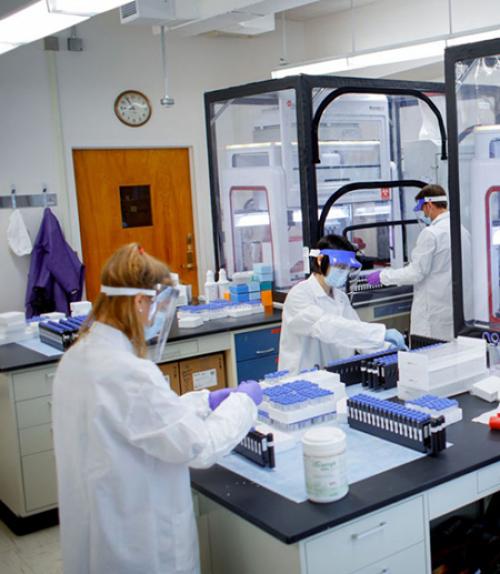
left=279, top=234, right=406, bottom=373
left=366, top=184, right=471, bottom=341
left=52, top=243, right=262, bottom=574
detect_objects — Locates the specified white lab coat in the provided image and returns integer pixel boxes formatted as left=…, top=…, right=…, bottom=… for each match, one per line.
left=278, top=274, right=386, bottom=373
left=380, top=212, right=461, bottom=341
left=52, top=322, right=256, bottom=574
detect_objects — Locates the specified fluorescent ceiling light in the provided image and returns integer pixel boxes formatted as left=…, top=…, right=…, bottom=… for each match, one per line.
left=447, top=30, right=500, bottom=47
left=0, top=1, right=86, bottom=45
left=46, top=0, right=130, bottom=17
left=272, top=57, right=349, bottom=79
left=348, top=40, right=445, bottom=69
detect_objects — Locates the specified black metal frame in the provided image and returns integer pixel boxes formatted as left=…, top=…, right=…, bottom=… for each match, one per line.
left=204, top=75, right=446, bottom=273
left=445, top=38, right=500, bottom=336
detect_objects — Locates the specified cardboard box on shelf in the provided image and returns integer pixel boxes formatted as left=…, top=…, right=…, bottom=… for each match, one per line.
left=158, top=362, right=181, bottom=395
left=179, top=353, right=226, bottom=394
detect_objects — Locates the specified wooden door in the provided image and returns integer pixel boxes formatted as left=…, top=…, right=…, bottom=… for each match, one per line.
left=73, top=148, right=198, bottom=301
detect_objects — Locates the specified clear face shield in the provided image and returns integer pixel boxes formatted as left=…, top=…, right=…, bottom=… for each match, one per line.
left=100, top=284, right=179, bottom=361
left=309, top=248, right=362, bottom=298
left=414, top=195, right=448, bottom=226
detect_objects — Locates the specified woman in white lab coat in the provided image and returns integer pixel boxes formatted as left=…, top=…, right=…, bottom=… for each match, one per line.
left=279, top=235, right=406, bottom=373
left=52, top=243, right=262, bottom=574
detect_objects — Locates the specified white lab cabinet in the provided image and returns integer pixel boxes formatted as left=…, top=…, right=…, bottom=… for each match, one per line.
left=0, top=365, right=58, bottom=516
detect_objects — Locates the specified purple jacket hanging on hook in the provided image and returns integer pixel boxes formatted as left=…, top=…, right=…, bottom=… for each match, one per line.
left=25, top=208, right=84, bottom=318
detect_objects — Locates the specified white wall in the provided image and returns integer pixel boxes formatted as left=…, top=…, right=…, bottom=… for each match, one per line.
left=302, top=0, right=500, bottom=81
left=0, top=11, right=305, bottom=313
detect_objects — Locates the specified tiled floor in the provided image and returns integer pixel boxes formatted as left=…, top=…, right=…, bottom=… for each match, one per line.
left=0, top=521, right=62, bottom=574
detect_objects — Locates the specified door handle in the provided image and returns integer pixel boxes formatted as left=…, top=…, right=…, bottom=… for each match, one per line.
left=351, top=521, right=387, bottom=541
left=183, top=233, right=195, bottom=270
left=256, top=347, right=275, bottom=355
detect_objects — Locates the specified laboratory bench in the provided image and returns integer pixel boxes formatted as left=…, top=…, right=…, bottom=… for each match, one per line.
left=191, top=393, right=500, bottom=574
left=0, top=310, right=282, bottom=534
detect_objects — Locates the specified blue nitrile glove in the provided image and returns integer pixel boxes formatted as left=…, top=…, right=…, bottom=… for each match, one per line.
left=384, top=328, right=408, bottom=351
left=235, top=380, right=263, bottom=406
left=208, top=388, right=233, bottom=411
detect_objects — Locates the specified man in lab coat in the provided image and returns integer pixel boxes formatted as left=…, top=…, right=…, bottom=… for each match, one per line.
left=279, top=235, right=405, bottom=373
left=367, top=184, right=467, bottom=341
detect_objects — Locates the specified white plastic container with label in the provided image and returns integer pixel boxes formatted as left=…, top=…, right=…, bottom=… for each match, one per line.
left=302, top=427, right=348, bottom=503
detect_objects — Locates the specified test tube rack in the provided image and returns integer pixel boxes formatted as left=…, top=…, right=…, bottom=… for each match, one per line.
left=347, top=393, right=446, bottom=455
left=258, top=378, right=346, bottom=431
left=327, top=349, right=397, bottom=385
left=233, top=430, right=275, bottom=468
left=38, top=316, right=86, bottom=351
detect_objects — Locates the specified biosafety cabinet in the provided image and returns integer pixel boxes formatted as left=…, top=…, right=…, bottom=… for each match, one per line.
left=446, top=39, right=500, bottom=334
left=205, top=75, right=448, bottom=295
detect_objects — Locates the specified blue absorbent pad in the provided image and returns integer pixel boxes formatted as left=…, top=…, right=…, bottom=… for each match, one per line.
left=219, top=422, right=432, bottom=504
left=19, top=338, right=63, bottom=357
left=219, top=384, right=453, bottom=504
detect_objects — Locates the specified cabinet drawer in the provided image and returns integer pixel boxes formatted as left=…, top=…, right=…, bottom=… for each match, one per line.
left=236, top=355, right=279, bottom=383
left=234, top=326, right=281, bottom=362
left=352, top=542, right=427, bottom=574
left=477, top=460, right=500, bottom=494
left=19, top=424, right=53, bottom=456
left=16, top=396, right=52, bottom=429
left=428, top=472, right=478, bottom=520
left=13, top=368, right=56, bottom=402
left=22, top=451, right=58, bottom=511
left=305, top=497, right=424, bottom=574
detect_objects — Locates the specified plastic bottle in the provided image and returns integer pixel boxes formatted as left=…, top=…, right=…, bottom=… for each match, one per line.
left=217, top=268, right=230, bottom=300
left=302, top=427, right=348, bottom=503
left=204, top=270, right=218, bottom=303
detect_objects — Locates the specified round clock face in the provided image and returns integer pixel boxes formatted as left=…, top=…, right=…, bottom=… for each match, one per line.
left=114, top=90, right=152, bottom=127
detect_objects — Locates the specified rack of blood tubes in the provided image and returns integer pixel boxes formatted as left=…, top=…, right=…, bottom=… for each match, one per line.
left=347, top=394, right=446, bottom=455
left=233, top=429, right=275, bottom=468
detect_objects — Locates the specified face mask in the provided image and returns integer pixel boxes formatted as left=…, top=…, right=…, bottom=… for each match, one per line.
left=417, top=211, right=432, bottom=226
left=325, top=266, right=349, bottom=289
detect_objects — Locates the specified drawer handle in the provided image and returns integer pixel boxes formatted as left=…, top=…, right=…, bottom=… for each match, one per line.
left=351, top=521, right=387, bottom=541
left=255, top=348, right=275, bottom=355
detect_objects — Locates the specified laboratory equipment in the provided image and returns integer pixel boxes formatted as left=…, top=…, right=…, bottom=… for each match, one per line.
left=70, top=301, right=91, bottom=317
left=258, top=371, right=346, bottom=431
left=397, top=336, right=488, bottom=400
left=326, top=348, right=397, bottom=385
left=217, top=268, right=230, bottom=299
left=204, top=270, right=218, bottom=303
left=470, top=375, right=500, bottom=402
left=347, top=393, right=446, bottom=455
left=0, top=311, right=33, bottom=344
left=302, top=427, right=348, bottom=503
left=39, top=315, right=86, bottom=351
left=233, top=429, right=275, bottom=468
left=405, top=395, right=463, bottom=426
left=206, top=76, right=448, bottom=300
left=445, top=38, right=500, bottom=335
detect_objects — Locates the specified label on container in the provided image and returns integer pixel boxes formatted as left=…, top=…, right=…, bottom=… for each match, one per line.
left=303, top=452, right=348, bottom=502
left=193, top=368, right=218, bottom=390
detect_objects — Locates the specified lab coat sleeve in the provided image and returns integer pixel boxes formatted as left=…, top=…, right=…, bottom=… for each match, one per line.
left=380, top=228, right=436, bottom=286
left=124, top=363, right=256, bottom=467
left=285, top=285, right=386, bottom=350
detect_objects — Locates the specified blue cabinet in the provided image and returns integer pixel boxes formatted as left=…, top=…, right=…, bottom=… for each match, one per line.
left=234, top=325, right=281, bottom=383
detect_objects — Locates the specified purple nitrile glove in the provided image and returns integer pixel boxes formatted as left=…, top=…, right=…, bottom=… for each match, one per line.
left=235, top=380, right=263, bottom=406
left=366, top=270, right=382, bottom=286
left=208, top=388, right=233, bottom=411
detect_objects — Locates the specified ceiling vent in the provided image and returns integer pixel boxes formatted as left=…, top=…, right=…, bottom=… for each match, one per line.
left=120, top=0, right=198, bottom=26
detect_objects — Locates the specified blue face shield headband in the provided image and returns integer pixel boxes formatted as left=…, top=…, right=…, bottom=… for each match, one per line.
left=413, top=195, right=448, bottom=212
left=309, top=248, right=361, bottom=270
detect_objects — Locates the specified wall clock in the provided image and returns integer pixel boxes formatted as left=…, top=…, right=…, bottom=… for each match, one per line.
left=114, top=90, right=152, bottom=127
